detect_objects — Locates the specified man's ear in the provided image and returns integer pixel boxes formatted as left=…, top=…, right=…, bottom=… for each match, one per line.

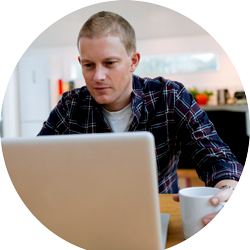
left=130, top=52, right=140, bottom=73
left=78, top=56, right=81, bottom=65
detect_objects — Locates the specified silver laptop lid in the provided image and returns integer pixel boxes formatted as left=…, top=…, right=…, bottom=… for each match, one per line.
left=2, top=132, right=163, bottom=250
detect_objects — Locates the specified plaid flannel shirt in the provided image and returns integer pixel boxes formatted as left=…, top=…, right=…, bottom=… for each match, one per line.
left=38, top=75, right=243, bottom=193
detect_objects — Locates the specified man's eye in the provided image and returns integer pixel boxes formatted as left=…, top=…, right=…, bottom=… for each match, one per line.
left=106, top=61, right=116, bottom=66
left=83, top=63, right=94, bottom=68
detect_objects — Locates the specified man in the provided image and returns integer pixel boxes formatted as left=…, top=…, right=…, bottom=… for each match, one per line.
left=38, top=11, right=243, bottom=225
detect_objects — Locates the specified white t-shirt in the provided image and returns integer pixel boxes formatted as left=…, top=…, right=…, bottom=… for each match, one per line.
left=102, top=104, right=133, bottom=132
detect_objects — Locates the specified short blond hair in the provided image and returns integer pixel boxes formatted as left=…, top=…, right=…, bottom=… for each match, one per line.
left=77, top=11, right=136, bottom=55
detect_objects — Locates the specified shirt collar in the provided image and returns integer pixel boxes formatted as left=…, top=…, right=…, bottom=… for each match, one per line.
left=79, top=75, right=146, bottom=130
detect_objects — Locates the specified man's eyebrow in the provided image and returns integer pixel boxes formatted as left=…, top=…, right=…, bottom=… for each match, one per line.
left=80, top=56, right=121, bottom=63
left=103, top=56, right=121, bottom=60
left=80, top=58, right=92, bottom=63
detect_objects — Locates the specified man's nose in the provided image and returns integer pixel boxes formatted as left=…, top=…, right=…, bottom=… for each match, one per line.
left=93, top=65, right=106, bottom=82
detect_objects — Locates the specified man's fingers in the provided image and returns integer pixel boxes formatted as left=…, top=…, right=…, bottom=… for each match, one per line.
left=202, top=212, right=219, bottom=225
left=210, top=188, right=233, bottom=205
left=172, top=194, right=179, bottom=202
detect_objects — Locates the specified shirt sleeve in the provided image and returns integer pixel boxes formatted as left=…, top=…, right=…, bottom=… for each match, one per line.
left=37, top=94, right=70, bottom=136
left=173, top=82, right=244, bottom=187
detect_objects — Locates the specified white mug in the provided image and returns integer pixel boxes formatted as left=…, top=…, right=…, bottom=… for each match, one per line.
left=179, top=187, right=225, bottom=239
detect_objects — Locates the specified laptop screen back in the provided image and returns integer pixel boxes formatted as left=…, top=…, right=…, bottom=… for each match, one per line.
left=2, top=132, right=163, bottom=250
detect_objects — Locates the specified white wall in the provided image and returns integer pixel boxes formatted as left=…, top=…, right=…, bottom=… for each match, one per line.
left=24, top=34, right=244, bottom=107
left=2, top=67, right=20, bottom=137
left=136, top=35, right=244, bottom=104
left=2, top=34, right=244, bottom=137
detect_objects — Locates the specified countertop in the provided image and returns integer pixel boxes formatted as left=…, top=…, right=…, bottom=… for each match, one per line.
left=199, top=104, right=248, bottom=113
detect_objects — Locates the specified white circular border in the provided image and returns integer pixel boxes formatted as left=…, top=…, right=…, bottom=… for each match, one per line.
left=1, top=0, right=249, bottom=249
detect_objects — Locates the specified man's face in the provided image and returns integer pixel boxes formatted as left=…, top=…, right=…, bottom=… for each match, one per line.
left=78, top=36, right=140, bottom=111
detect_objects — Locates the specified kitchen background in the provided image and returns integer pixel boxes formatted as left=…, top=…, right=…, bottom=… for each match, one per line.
left=1, top=1, right=248, bottom=166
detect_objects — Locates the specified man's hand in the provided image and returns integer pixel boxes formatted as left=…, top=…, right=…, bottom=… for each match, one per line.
left=173, top=179, right=237, bottom=225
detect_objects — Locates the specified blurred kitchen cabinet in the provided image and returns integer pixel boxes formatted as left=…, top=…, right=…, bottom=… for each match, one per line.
left=178, top=110, right=249, bottom=169
left=18, top=56, right=51, bottom=137
left=204, top=110, right=249, bottom=166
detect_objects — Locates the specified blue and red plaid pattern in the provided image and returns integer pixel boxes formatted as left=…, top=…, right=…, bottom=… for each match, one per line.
left=38, top=75, right=243, bottom=193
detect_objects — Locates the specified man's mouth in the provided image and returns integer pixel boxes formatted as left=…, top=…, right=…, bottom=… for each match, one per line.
left=94, top=87, right=110, bottom=92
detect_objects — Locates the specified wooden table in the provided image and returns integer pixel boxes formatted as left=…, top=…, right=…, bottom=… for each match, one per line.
left=159, top=194, right=185, bottom=249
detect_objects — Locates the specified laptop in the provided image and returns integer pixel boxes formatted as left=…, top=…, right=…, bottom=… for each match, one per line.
left=2, top=132, right=169, bottom=250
